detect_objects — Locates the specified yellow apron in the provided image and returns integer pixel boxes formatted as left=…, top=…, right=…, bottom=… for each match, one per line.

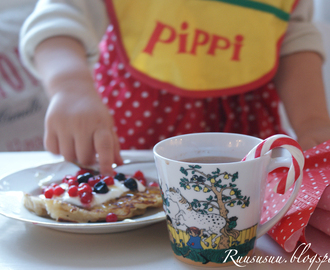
left=105, top=0, right=299, bottom=98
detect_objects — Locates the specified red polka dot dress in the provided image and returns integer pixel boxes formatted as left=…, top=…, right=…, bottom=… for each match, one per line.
left=94, top=25, right=286, bottom=150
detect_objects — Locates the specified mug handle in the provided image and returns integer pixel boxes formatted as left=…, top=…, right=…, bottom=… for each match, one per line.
left=242, top=135, right=305, bottom=238
left=256, top=153, right=303, bottom=238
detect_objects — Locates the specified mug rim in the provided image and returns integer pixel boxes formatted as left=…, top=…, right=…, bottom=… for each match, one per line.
left=153, top=132, right=264, bottom=164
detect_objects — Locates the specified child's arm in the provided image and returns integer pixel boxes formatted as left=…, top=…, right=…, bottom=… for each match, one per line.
left=35, top=36, right=122, bottom=175
left=274, top=51, right=330, bottom=150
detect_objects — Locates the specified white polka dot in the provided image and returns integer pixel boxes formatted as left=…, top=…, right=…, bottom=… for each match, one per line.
left=144, top=111, right=151, bottom=117
left=120, top=119, right=127, bottom=125
left=156, top=118, right=163, bottom=124
left=141, top=91, right=149, bottom=98
left=168, top=126, right=174, bottom=132
left=125, top=111, right=132, bottom=117
left=125, top=91, right=131, bottom=99
left=153, top=101, right=159, bottom=107
left=124, top=72, right=131, bottom=78
left=119, top=82, right=125, bottom=88
left=135, top=121, right=142, bottom=127
left=147, top=128, right=154, bottom=135
left=109, top=109, right=114, bottom=115
left=138, top=137, right=145, bottom=144
left=132, top=100, right=140, bottom=108
left=185, top=123, right=191, bottom=129
left=104, top=52, right=109, bottom=59
left=195, top=101, right=202, bottom=108
left=107, top=25, right=114, bottom=32
left=185, top=103, right=192, bottom=110
left=173, top=95, right=180, bottom=102
left=116, top=100, right=123, bottom=108
left=118, top=137, right=125, bottom=143
left=96, top=73, right=102, bottom=81
left=99, top=86, right=105, bottom=93
left=132, top=101, right=140, bottom=108
left=107, top=69, right=113, bottom=76
left=117, top=63, right=124, bottom=70
left=112, top=89, right=119, bottom=96
left=111, top=35, right=117, bottom=41
left=108, top=44, right=114, bottom=51
left=110, top=80, right=116, bottom=86
left=127, top=129, right=134, bottom=135
left=159, top=135, right=166, bottom=141
left=160, top=89, right=167, bottom=95
left=134, top=81, right=141, bottom=88
left=94, top=63, right=100, bottom=69
left=102, top=97, right=108, bottom=104
left=164, top=107, right=172, bottom=113
left=200, top=121, right=206, bottom=128
left=315, top=163, right=319, bottom=167
left=210, top=113, right=216, bottom=120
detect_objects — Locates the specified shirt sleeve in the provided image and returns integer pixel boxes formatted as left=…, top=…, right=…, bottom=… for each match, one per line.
left=19, top=0, right=109, bottom=78
left=280, top=0, right=325, bottom=60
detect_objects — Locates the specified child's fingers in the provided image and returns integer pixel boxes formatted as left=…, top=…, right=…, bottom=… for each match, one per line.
left=93, top=128, right=115, bottom=175
left=57, top=134, right=77, bottom=163
left=74, top=132, right=96, bottom=166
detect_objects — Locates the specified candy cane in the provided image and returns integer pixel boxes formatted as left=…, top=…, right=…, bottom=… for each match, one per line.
left=242, top=135, right=305, bottom=194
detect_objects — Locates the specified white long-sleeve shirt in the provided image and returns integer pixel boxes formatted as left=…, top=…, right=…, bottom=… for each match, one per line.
left=19, top=0, right=325, bottom=78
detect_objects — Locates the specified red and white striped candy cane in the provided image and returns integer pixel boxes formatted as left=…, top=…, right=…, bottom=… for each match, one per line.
left=243, top=135, right=305, bottom=194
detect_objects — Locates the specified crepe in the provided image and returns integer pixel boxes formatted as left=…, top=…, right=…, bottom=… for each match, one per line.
left=24, top=187, right=162, bottom=223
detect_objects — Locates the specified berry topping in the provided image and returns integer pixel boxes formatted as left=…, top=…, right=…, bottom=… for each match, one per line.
left=68, top=186, right=78, bottom=197
left=124, top=178, right=138, bottom=191
left=149, top=181, right=159, bottom=187
left=114, top=173, right=126, bottom=181
left=102, top=176, right=114, bottom=186
left=106, top=213, right=118, bottom=222
left=68, top=179, right=79, bottom=186
left=77, top=172, right=94, bottom=184
left=54, top=186, right=65, bottom=196
left=76, top=168, right=94, bottom=177
left=78, top=183, right=93, bottom=195
left=88, top=176, right=100, bottom=187
left=93, top=180, right=109, bottom=194
left=133, top=170, right=144, bottom=180
left=44, top=187, right=54, bottom=199
left=80, top=192, right=93, bottom=204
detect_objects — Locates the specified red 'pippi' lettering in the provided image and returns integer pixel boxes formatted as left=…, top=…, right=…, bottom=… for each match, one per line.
left=190, top=29, right=210, bottom=55
left=143, top=21, right=244, bottom=61
left=143, top=21, right=176, bottom=55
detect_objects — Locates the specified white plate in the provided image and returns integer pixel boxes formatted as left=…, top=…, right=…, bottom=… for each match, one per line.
left=0, top=162, right=165, bottom=234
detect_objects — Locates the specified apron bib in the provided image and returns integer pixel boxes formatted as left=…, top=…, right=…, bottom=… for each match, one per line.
left=106, top=0, right=298, bottom=97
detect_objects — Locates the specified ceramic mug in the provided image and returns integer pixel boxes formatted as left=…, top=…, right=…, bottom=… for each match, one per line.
left=153, top=133, right=304, bottom=267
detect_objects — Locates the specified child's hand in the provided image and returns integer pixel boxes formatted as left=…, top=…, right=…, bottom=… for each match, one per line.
left=296, top=119, right=330, bottom=151
left=44, top=82, right=122, bottom=175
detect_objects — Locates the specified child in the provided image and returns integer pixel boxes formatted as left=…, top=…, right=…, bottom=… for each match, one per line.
left=19, top=0, right=330, bottom=175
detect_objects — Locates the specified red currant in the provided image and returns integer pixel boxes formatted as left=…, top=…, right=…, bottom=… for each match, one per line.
left=50, top=183, right=58, bottom=188
left=76, top=168, right=93, bottom=177
left=106, top=213, right=118, bottom=222
left=53, top=186, right=65, bottom=196
left=133, top=170, right=144, bottom=180
left=44, top=187, right=54, bottom=199
left=68, top=179, right=79, bottom=186
left=78, top=183, right=93, bottom=195
left=80, top=192, right=93, bottom=204
left=102, top=176, right=114, bottom=186
left=68, top=186, right=78, bottom=197
left=88, top=176, right=100, bottom=187
left=149, top=181, right=159, bottom=187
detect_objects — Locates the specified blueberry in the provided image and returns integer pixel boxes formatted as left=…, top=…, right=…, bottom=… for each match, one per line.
left=124, top=178, right=138, bottom=191
left=77, top=172, right=93, bottom=184
left=93, top=180, right=109, bottom=194
left=114, top=173, right=126, bottom=181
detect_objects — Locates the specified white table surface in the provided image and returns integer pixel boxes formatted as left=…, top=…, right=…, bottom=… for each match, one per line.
left=0, top=151, right=319, bottom=270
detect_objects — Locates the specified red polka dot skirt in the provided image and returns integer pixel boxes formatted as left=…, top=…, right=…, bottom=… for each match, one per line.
left=94, top=25, right=285, bottom=150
